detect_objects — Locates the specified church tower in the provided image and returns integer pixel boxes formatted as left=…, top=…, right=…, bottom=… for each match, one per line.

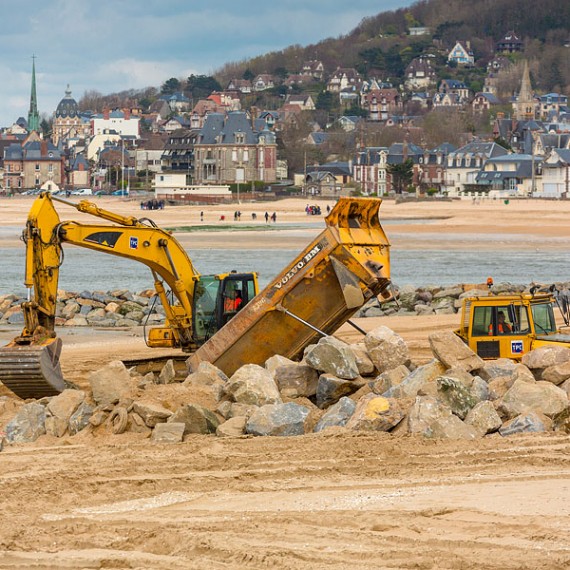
left=513, top=60, right=535, bottom=121
left=27, top=56, right=40, bottom=132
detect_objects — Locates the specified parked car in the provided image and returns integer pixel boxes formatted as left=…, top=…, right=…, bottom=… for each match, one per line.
left=71, top=188, right=93, bottom=196
left=112, top=189, right=129, bottom=196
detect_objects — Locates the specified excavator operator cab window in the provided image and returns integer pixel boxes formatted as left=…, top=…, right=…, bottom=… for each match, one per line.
left=220, top=274, right=255, bottom=325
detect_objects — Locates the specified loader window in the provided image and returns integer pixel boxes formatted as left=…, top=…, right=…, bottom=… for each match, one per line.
left=193, top=275, right=220, bottom=341
left=531, top=303, right=556, bottom=334
left=472, top=306, right=492, bottom=336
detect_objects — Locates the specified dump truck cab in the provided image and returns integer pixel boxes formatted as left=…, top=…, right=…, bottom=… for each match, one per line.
left=456, top=290, right=570, bottom=360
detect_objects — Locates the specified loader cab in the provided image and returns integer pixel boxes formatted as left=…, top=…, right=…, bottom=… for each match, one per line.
left=458, top=293, right=560, bottom=361
left=192, top=272, right=258, bottom=344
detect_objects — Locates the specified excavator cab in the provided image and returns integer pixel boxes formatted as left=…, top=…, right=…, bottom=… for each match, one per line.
left=192, top=272, right=258, bottom=344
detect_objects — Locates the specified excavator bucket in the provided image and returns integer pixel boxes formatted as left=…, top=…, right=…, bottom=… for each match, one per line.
left=0, top=337, right=66, bottom=399
left=187, top=197, right=392, bottom=377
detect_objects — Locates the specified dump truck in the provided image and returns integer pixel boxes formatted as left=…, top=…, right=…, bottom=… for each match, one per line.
left=0, top=194, right=393, bottom=398
left=455, top=283, right=570, bottom=360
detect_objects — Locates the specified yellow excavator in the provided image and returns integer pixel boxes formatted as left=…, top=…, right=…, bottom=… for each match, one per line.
left=0, top=193, right=259, bottom=398
left=0, top=193, right=393, bottom=399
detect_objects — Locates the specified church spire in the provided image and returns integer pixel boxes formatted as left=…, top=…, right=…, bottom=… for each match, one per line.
left=515, top=60, right=534, bottom=121
left=27, top=55, right=40, bottom=132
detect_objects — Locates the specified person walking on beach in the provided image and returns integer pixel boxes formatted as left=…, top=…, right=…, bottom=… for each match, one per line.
left=271, top=212, right=277, bottom=223
left=265, top=211, right=269, bottom=223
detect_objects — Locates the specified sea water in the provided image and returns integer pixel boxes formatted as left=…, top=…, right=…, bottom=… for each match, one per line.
left=2, top=244, right=570, bottom=297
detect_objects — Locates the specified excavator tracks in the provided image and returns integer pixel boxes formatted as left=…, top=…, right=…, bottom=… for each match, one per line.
left=0, top=338, right=66, bottom=399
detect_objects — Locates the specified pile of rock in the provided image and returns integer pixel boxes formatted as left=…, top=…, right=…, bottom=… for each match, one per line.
left=3, top=325, right=570, bottom=446
left=358, top=281, right=544, bottom=317
left=0, top=289, right=166, bottom=328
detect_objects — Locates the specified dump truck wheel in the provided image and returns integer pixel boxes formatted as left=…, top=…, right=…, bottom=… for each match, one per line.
left=109, top=407, right=128, bottom=434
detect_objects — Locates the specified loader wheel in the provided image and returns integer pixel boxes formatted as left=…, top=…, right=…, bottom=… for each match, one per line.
left=109, top=407, right=128, bottom=435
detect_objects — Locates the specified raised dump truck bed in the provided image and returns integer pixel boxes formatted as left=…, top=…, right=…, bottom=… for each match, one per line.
left=187, top=197, right=392, bottom=376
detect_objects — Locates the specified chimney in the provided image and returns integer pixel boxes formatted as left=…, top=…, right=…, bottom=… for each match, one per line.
left=103, top=108, right=110, bottom=120
left=41, top=140, right=48, bottom=156
left=124, top=108, right=130, bottom=120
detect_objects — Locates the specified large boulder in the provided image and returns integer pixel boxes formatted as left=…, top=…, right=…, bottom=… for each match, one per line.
left=364, top=326, right=410, bottom=373
left=274, top=363, right=319, bottom=398
left=132, top=399, right=172, bottom=427
left=385, top=360, right=446, bottom=399
left=225, top=364, right=282, bottom=406
left=45, top=389, right=85, bottom=437
left=316, top=374, right=360, bottom=409
left=88, top=361, right=134, bottom=407
left=477, top=358, right=518, bottom=382
left=407, top=396, right=478, bottom=440
left=350, top=342, right=376, bottom=376
left=436, top=376, right=479, bottom=419
left=245, top=403, right=310, bottom=436
left=183, top=361, right=227, bottom=401
left=168, top=403, right=220, bottom=435
left=428, top=331, right=484, bottom=372
left=368, top=364, right=410, bottom=396
left=68, top=402, right=95, bottom=435
left=464, top=401, right=502, bottom=435
left=5, top=402, right=46, bottom=443
left=345, top=394, right=406, bottom=432
left=499, top=412, right=552, bottom=436
left=498, top=379, right=568, bottom=419
left=540, top=360, right=570, bottom=385
left=522, top=346, right=570, bottom=370
left=216, top=416, right=247, bottom=437
left=304, top=337, right=359, bottom=379
left=314, top=397, right=356, bottom=432
left=151, top=422, right=185, bottom=443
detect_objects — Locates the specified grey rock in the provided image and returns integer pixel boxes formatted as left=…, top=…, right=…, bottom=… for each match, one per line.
left=88, top=360, right=134, bottom=407
left=552, top=407, right=570, bottom=433
left=345, top=394, right=406, bottom=432
left=68, top=402, right=95, bottom=435
left=5, top=402, right=46, bottom=443
left=314, top=397, right=356, bottom=432
left=265, top=355, right=296, bottom=376
left=151, top=422, right=185, bottom=443
left=246, top=402, right=310, bottom=436
left=274, top=363, right=319, bottom=398
left=369, top=364, right=410, bottom=395
left=305, top=336, right=359, bottom=379
left=132, top=399, right=173, bottom=427
left=470, top=376, right=490, bottom=401
left=216, top=416, right=247, bottom=437
left=385, top=360, right=446, bottom=399
left=316, top=374, right=359, bottom=409
left=350, top=342, right=376, bottom=376
left=225, top=364, right=282, bottom=406
left=158, top=359, right=177, bottom=384
left=477, top=358, right=517, bottom=381
left=407, top=396, right=478, bottom=440
left=464, top=401, right=502, bottom=435
left=428, top=331, right=484, bottom=372
left=415, top=304, right=435, bottom=316
left=168, top=403, right=220, bottom=435
left=499, top=412, right=552, bottom=436
left=436, top=376, right=479, bottom=419
left=364, top=326, right=410, bottom=373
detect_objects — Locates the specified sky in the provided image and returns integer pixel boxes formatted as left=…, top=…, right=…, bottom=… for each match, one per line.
left=0, top=0, right=414, bottom=128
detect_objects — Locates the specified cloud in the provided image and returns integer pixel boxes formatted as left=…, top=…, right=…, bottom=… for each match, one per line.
left=0, top=0, right=413, bottom=126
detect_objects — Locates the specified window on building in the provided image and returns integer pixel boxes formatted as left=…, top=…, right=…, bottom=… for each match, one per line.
left=48, top=164, right=53, bottom=172
left=35, top=163, right=40, bottom=171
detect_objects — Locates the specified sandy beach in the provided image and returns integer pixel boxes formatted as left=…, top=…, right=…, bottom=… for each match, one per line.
left=1, top=195, right=570, bottom=569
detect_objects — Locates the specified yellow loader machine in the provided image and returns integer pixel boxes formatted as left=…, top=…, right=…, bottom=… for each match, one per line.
left=456, top=284, right=570, bottom=360
left=0, top=194, right=393, bottom=399
left=0, top=193, right=258, bottom=399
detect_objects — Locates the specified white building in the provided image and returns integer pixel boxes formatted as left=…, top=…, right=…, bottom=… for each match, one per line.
left=91, top=109, right=140, bottom=138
